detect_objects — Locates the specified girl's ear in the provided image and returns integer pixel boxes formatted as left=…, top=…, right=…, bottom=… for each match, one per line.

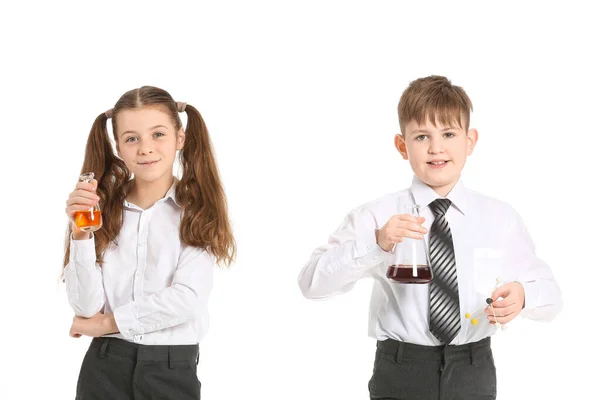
left=176, top=127, right=186, bottom=150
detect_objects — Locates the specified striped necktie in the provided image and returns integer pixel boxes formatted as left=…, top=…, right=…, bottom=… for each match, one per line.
left=428, top=198, right=461, bottom=344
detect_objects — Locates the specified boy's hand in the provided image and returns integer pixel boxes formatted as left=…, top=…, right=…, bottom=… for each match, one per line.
left=486, top=282, right=525, bottom=325
left=376, top=215, right=427, bottom=252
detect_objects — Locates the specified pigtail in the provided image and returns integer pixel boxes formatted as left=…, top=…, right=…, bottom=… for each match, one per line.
left=63, top=112, right=130, bottom=269
left=176, top=105, right=236, bottom=267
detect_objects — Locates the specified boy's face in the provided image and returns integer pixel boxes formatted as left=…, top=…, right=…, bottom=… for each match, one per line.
left=395, top=118, right=478, bottom=197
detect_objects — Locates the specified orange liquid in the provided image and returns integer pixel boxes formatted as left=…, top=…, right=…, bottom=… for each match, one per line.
left=74, top=210, right=102, bottom=232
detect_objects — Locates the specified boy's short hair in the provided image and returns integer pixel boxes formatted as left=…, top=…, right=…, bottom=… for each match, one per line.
left=398, top=75, right=473, bottom=135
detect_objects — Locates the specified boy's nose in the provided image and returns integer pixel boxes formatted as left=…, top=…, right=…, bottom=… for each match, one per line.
left=428, top=141, right=444, bottom=153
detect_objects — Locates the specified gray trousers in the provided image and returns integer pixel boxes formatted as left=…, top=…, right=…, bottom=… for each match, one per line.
left=369, top=337, right=496, bottom=400
left=75, top=337, right=201, bottom=400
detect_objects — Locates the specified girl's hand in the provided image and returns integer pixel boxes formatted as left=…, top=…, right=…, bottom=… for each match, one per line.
left=65, top=179, right=99, bottom=239
left=69, top=312, right=118, bottom=338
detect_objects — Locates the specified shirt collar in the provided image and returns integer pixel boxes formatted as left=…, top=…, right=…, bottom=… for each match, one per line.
left=410, top=175, right=467, bottom=215
left=123, top=177, right=181, bottom=209
left=164, top=178, right=180, bottom=207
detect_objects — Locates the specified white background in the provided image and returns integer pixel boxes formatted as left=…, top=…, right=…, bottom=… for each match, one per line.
left=1, top=0, right=597, bottom=398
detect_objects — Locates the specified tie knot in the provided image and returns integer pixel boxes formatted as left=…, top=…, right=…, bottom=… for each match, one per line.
left=430, top=198, right=452, bottom=216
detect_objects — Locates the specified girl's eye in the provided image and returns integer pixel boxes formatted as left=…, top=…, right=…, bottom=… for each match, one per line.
left=154, top=132, right=165, bottom=138
left=125, top=137, right=137, bottom=143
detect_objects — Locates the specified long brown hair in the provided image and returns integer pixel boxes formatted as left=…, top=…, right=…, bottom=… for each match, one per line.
left=63, top=86, right=236, bottom=269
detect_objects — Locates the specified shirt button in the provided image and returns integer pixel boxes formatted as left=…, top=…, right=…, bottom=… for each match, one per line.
left=136, top=271, right=141, bottom=277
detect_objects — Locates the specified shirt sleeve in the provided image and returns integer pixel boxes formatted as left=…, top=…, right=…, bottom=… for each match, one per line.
left=63, top=233, right=106, bottom=318
left=298, top=206, right=391, bottom=299
left=112, top=245, right=214, bottom=339
left=504, top=207, right=563, bottom=321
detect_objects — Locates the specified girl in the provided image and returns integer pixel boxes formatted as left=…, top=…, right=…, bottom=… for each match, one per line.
left=63, top=86, right=235, bottom=399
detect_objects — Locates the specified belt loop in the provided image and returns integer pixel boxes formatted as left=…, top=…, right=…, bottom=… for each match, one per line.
left=395, top=341, right=404, bottom=364
left=99, top=338, right=110, bottom=359
left=470, top=343, right=475, bottom=365
left=168, top=346, right=174, bottom=369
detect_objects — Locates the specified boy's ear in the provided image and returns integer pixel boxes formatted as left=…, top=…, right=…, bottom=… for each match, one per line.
left=466, top=128, right=478, bottom=155
left=395, top=134, right=409, bottom=160
left=176, top=127, right=186, bottom=150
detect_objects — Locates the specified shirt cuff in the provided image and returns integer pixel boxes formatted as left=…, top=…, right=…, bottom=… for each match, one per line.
left=354, top=230, right=392, bottom=266
left=69, top=232, right=96, bottom=262
left=113, top=302, right=143, bottom=340
left=517, top=279, right=538, bottom=312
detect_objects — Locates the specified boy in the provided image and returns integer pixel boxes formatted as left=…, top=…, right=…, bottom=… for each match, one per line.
left=297, top=75, right=562, bottom=399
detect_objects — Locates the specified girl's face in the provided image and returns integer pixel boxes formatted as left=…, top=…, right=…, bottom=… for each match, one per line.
left=115, top=105, right=185, bottom=184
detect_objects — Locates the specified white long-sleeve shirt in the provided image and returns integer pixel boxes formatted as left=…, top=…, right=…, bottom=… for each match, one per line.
left=64, top=181, right=215, bottom=345
left=298, top=176, right=562, bottom=346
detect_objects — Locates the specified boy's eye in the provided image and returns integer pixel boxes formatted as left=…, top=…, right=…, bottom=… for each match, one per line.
left=444, top=132, right=456, bottom=138
left=415, top=135, right=427, bottom=141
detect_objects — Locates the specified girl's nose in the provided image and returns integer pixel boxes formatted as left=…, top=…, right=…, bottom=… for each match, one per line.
left=137, top=140, right=154, bottom=155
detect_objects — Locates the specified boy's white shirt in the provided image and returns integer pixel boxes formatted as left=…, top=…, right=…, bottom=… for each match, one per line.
left=64, top=180, right=215, bottom=345
left=298, top=175, right=562, bottom=345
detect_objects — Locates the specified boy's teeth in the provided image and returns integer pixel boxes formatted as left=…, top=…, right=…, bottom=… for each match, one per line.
left=431, top=161, right=445, bottom=165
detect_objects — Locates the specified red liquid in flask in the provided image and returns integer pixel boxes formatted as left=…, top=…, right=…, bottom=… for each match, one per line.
left=386, top=264, right=433, bottom=284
